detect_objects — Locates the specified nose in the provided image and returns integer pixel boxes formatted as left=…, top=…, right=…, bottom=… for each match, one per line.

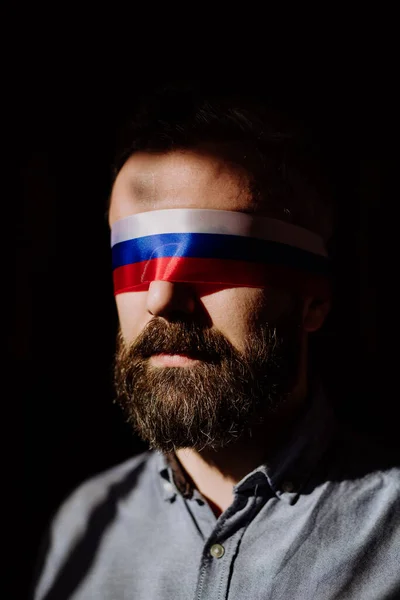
left=146, top=280, right=196, bottom=319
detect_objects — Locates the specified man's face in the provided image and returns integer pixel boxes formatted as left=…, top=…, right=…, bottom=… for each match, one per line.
left=109, top=149, right=309, bottom=452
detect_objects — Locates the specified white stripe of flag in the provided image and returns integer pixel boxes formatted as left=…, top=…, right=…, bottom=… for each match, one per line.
left=111, top=208, right=327, bottom=257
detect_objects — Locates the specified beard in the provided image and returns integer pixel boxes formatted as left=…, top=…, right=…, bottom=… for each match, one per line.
left=113, top=310, right=303, bottom=453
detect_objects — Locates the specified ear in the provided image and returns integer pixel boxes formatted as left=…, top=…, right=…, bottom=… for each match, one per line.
left=302, top=296, right=331, bottom=333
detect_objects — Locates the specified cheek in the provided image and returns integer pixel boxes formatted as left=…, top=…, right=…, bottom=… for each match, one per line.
left=199, top=288, right=269, bottom=350
left=115, top=291, right=150, bottom=343
left=199, top=286, right=296, bottom=351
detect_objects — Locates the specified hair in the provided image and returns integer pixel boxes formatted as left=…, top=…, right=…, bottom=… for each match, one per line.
left=111, top=81, right=336, bottom=249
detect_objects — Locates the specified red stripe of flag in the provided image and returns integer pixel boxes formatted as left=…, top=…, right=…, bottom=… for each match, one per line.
left=113, top=257, right=331, bottom=298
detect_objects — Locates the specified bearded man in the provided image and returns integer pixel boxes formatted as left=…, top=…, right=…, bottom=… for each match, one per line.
left=33, top=84, right=399, bottom=600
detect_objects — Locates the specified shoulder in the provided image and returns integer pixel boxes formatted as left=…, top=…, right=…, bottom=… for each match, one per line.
left=32, top=451, right=160, bottom=599
left=54, top=450, right=156, bottom=526
left=319, top=422, right=400, bottom=518
left=43, top=450, right=158, bottom=563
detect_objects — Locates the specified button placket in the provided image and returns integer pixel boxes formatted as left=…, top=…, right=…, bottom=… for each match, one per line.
left=195, top=491, right=265, bottom=599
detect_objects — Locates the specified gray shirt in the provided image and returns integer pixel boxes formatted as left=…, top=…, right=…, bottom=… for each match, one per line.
left=33, top=390, right=400, bottom=600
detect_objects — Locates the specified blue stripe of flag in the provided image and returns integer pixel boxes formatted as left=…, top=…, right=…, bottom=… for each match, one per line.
left=112, top=233, right=331, bottom=275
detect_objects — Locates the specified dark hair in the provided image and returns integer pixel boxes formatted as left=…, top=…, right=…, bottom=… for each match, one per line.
left=112, top=82, right=336, bottom=246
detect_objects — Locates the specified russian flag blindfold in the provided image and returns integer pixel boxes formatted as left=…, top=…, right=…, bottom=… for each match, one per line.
left=111, top=209, right=332, bottom=297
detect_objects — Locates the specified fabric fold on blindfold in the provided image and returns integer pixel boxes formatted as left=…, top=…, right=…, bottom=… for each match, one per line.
left=111, top=209, right=332, bottom=297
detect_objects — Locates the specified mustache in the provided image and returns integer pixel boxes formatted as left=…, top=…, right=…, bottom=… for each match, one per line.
left=123, top=318, right=237, bottom=362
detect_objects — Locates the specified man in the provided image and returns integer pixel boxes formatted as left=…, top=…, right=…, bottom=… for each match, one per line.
left=33, top=85, right=399, bottom=599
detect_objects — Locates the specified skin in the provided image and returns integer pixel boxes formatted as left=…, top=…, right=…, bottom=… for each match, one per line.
left=109, top=148, right=330, bottom=514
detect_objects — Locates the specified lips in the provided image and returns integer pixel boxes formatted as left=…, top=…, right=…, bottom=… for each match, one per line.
left=150, top=353, right=202, bottom=367
left=148, top=349, right=219, bottom=363
left=151, top=350, right=212, bottom=360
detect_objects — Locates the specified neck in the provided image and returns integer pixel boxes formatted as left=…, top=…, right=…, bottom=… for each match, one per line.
left=176, top=364, right=310, bottom=515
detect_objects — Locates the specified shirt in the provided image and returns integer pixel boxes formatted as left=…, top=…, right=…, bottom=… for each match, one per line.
left=33, top=388, right=400, bottom=600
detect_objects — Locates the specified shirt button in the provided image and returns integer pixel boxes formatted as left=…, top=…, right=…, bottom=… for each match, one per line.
left=210, top=543, right=225, bottom=559
left=282, top=480, right=295, bottom=493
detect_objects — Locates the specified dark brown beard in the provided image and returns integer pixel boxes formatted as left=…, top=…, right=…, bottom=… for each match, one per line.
left=113, top=314, right=302, bottom=452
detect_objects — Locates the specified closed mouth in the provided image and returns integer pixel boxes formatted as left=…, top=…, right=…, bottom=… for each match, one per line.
left=150, top=349, right=219, bottom=363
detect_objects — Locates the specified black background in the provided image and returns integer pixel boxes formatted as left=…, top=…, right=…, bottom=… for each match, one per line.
left=16, top=42, right=399, bottom=599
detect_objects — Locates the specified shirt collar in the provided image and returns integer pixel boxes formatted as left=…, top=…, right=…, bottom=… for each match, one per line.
left=157, top=380, right=337, bottom=505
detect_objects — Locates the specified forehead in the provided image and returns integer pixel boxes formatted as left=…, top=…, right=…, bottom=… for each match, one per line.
left=109, top=149, right=254, bottom=225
